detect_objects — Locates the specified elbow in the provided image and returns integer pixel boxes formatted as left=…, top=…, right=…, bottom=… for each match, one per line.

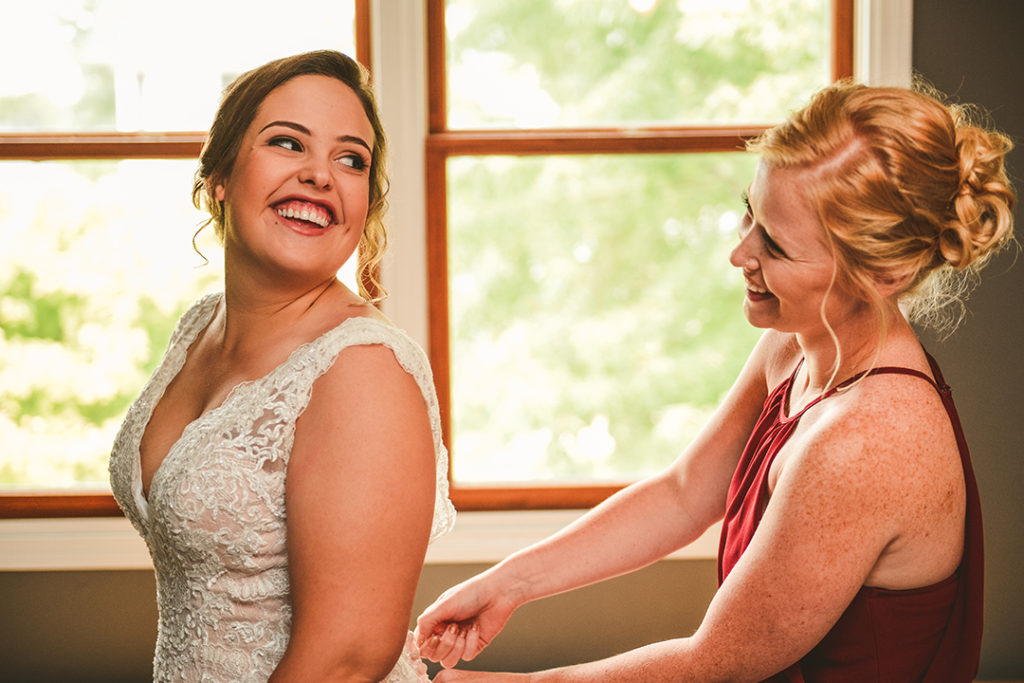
left=322, top=642, right=409, bottom=683
left=272, top=634, right=410, bottom=683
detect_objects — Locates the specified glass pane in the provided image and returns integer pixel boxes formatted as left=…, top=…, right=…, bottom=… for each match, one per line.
left=446, top=0, right=831, bottom=129
left=0, top=159, right=361, bottom=491
left=0, top=160, right=221, bottom=489
left=448, top=153, right=763, bottom=484
left=0, top=0, right=356, bottom=133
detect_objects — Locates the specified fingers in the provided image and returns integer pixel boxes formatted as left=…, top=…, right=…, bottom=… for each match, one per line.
left=417, top=621, right=482, bottom=667
left=439, top=624, right=467, bottom=669
left=462, top=622, right=482, bottom=661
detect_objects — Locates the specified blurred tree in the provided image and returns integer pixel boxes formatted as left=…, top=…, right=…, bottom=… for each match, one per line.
left=445, top=0, right=830, bottom=482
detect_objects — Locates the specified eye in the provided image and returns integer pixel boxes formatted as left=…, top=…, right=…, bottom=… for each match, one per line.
left=737, top=192, right=754, bottom=237
left=268, top=136, right=302, bottom=152
left=760, top=227, right=787, bottom=258
left=337, top=153, right=369, bottom=171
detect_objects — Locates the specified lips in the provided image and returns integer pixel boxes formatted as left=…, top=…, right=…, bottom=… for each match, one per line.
left=273, top=198, right=335, bottom=229
left=745, top=279, right=774, bottom=301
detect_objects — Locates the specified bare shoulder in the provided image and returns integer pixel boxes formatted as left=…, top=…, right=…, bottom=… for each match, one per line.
left=778, top=371, right=964, bottom=587
left=791, top=371, right=955, bottom=487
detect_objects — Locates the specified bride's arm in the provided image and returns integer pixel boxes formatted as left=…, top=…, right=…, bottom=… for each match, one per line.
left=270, top=343, right=436, bottom=682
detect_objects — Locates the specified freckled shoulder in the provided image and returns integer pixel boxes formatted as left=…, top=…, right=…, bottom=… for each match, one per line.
left=781, top=372, right=960, bottom=519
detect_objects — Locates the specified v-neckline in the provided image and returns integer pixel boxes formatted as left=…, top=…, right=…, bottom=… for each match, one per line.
left=132, top=294, right=221, bottom=516
left=131, top=295, right=383, bottom=519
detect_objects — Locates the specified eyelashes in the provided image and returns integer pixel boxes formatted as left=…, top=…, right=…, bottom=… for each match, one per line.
left=739, top=190, right=787, bottom=259
left=269, top=135, right=302, bottom=152
left=267, top=135, right=370, bottom=172
left=339, top=154, right=368, bottom=171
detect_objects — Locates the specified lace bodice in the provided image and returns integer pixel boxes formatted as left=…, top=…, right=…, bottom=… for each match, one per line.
left=109, top=293, right=455, bottom=682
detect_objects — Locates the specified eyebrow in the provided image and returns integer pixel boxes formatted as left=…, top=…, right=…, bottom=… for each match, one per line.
left=258, top=120, right=373, bottom=153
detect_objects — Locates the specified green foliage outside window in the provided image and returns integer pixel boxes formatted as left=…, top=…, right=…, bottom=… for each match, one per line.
left=445, top=0, right=831, bottom=483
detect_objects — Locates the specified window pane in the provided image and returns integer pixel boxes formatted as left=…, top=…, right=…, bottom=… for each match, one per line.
left=446, top=0, right=831, bottom=129
left=0, top=158, right=361, bottom=491
left=0, top=1, right=356, bottom=132
left=0, top=160, right=220, bottom=489
left=448, top=154, right=763, bottom=484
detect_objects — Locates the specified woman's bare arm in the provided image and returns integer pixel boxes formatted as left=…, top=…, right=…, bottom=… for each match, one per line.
left=434, top=370, right=962, bottom=682
left=271, top=343, right=436, bottom=682
left=418, top=331, right=790, bottom=667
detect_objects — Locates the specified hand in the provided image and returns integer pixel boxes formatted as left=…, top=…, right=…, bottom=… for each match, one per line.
left=415, top=572, right=519, bottom=668
left=433, top=669, right=530, bottom=682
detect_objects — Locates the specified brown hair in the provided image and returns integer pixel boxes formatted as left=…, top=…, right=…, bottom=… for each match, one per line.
left=191, top=50, right=389, bottom=302
left=749, top=80, right=1015, bottom=336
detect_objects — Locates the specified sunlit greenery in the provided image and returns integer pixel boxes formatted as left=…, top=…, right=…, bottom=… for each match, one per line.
left=445, top=0, right=832, bottom=482
left=0, top=1, right=356, bottom=489
left=446, top=0, right=830, bottom=128
left=0, top=0, right=832, bottom=489
left=0, top=160, right=222, bottom=487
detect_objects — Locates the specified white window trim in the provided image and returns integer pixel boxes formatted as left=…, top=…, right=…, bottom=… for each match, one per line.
left=0, top=1, right=910, bottom=572
left=0, top=513, right=721, bottom=571
left=855, top=0, right=913, bottom=88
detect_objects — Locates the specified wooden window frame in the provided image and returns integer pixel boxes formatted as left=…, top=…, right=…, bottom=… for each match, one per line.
left=0, top=0, right=372, bottom=519
left=0, top=0, right=852, bottom=518
left=427, top=0, right=854, bottom=512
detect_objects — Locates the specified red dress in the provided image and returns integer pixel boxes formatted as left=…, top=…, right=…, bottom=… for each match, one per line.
left=717, top=352, right=983, bottom=682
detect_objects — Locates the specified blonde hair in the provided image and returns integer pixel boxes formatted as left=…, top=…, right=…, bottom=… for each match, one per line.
left=191, top=50, right=389, bottom=303
left=749, top=80, right=1015, bottom=339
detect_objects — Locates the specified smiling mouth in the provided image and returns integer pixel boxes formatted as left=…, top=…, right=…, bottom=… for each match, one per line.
left=274, top=199, right=334, bottom=229
left=745, top=280, right=774, bottom=299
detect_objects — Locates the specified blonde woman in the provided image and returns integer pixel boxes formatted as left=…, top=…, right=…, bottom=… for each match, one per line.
left=416, top=82, right=1014, bottom=682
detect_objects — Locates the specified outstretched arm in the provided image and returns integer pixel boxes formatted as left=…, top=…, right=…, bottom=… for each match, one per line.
left=417, top=331, right=788, bottom=668
left=431, top=364, right=959, bottom=681
left=271, top=343, right=436, bottom=682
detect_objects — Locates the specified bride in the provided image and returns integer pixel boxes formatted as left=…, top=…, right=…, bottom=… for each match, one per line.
left=109, top=50, right=454, bottom=682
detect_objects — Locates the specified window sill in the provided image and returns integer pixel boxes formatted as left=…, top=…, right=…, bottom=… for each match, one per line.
left=0, top=511, right=720, bottom=571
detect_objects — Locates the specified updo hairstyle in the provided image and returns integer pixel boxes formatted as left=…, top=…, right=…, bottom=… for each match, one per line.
left=191, top=50, right=389, bottom=302
left=749, top=80, right=1015, bottom=335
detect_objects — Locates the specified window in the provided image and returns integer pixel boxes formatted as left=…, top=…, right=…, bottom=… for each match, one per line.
left=0, top=0, right=368, bottom=517
left=428, top=0, right=854, bottom=510
left=1, top=0, right=853, bottom=518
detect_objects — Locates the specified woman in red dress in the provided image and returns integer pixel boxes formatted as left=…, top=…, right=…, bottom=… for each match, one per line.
left=415, top=82, right=1015, bottom=681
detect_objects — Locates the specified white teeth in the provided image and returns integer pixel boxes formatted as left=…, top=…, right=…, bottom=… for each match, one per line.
left=276, top=205, right=330, bottom=228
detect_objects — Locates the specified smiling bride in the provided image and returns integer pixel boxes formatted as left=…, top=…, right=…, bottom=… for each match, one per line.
left=108, top=50, right=455, bottom=683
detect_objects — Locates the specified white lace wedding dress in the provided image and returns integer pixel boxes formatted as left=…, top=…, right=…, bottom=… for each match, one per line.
left=109, top=293, right=455, bottom=682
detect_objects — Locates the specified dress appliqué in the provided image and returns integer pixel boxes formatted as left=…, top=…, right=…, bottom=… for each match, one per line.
left=109, top=293, right=455, bottom=682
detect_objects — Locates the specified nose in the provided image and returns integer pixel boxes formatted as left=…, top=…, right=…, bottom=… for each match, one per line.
left=298, top=157, right=332, bottom=190
left=729, top=228, right=759, bottom=271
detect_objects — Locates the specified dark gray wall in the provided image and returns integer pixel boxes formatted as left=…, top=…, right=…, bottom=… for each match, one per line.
left=2, top=1, right=1022, bottom=680
left=0, top=562, right=720, bottom=681
left=912, top=1, right=1024, bottom=678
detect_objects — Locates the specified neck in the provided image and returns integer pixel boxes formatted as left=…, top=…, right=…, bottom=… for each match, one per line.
left=793, top=301, right=907, bottom=397
left=218, top=270, right=341, bottom=355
